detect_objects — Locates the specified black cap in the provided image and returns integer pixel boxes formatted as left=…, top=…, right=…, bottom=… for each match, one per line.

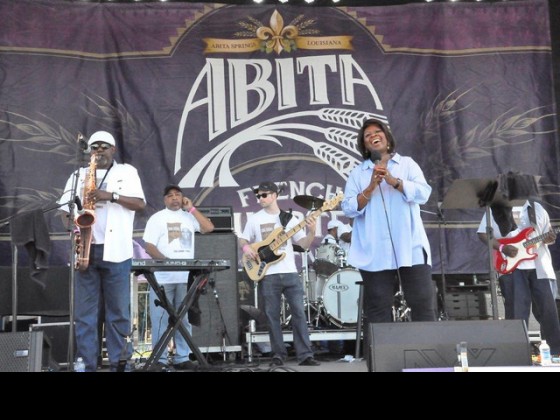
left=163, top=184, right=182, bottom=196
left=253, top=181, right=279, bottom=194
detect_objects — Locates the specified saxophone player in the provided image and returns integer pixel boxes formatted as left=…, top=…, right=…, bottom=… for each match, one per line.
left=58, top=130, right=146, bottom=372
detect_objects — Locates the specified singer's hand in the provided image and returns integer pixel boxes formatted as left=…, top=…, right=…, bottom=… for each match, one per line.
left=374, top=166, right=387, bottom=184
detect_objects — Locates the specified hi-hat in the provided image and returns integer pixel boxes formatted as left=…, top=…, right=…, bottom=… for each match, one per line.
left=293, top=195, right=325, bottom=210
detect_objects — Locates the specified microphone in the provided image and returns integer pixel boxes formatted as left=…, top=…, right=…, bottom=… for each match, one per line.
left=78, top=132, right=90, bottom=153
left=370, top=151, right=385, bottom=185
left=74, top=196, right=84, bottom=213
left=370, top=150, right=382, bottom=164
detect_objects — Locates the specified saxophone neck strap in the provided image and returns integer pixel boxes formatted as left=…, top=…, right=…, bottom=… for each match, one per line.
left=96, top=161, right=114, bottom=189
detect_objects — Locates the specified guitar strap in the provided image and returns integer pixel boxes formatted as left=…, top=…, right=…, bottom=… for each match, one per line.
left=528, top=200, right=537, bottom=229
left=279, top=209, right=293, bottom=228
left=490, top=204, right=517, bottom=237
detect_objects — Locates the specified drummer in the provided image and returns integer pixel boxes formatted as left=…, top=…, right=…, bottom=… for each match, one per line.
left=322, top=220, right=343, bottom=245
left=337, top=219, right=353, bottom=255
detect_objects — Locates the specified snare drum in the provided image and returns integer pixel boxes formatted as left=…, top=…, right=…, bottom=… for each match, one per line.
left=322, top=269, right=361, bottom=327
left=314, top=244, right=341, bottom=277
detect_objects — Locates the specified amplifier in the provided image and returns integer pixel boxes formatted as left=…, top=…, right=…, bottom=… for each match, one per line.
left=197, top=207, right=233, bottom=232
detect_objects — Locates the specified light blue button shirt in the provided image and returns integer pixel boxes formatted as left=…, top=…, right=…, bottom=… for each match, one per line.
left=341, top=153, right=432, bottom=271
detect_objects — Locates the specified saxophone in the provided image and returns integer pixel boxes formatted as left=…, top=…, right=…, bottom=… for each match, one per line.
left=75, top=154, right=97, bottom=271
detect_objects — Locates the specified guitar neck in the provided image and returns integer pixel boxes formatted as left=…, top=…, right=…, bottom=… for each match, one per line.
left=269, top=208, right=322, bottom=252
left=524, top=226, right=560, bottom=248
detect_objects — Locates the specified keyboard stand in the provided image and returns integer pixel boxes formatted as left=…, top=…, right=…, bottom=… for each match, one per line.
left=139, top=269, right=210, bottom=371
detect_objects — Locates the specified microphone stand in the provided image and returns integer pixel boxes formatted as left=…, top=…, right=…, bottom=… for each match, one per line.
left=208, top=274, right=231, bottom=361
left=421, top=206, right=449, bottom=320
left=65, top=133, right=89, bottom=371
left=369, top=152, right=410, bottom=322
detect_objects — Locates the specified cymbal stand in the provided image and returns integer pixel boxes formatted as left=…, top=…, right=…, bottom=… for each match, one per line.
left=301, top=249, right=313, bottom=325
left=392, top=285, right=411, bottom=322
left=421, top=207, right=449, bottom=320
left=280, top=295, right=291, bottom=327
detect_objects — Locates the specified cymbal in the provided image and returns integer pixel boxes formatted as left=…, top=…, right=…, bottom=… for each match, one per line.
left=293, top=244, right=308, bottom=253
left=293, top=195, right=325, bottom=210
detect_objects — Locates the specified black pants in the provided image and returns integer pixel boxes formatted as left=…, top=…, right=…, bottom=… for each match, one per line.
left=360, top=264, right=436, bottom=323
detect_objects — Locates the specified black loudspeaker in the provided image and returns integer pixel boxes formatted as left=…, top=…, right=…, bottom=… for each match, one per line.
left=0, top=266, right=69, bottom=317
left=368, top=320, right=531, bottom=372
left=193, top=233, right=239, bottom=350
left=0, top=331, right=50, bottom=372
left=30, top=322, right=72, bottom=366
left=197, top=207, right=233, bottom=232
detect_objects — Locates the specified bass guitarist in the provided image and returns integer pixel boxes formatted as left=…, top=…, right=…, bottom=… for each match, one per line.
left=239, top=181, right=320, bottom=367
left=477, top=200, right=560, bottom=356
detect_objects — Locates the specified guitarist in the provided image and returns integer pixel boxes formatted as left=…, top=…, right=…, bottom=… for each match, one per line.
left=239, top=181, right=320, bottom=367
left=477, top=201, right=560, bottom=356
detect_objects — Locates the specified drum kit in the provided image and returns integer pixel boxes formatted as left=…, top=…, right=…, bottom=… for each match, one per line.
left=285, top=194, right=361, bottom=329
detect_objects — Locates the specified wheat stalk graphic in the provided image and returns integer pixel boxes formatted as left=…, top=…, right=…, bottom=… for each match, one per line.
left=177, top=107, right=388, bottom=187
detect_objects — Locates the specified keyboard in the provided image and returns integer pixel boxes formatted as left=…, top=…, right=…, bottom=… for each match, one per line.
left=131, top=259, right=230, bottom=271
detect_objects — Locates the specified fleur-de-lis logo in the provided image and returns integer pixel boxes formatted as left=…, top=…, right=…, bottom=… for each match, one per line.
left=256, top=10, right=299, bottom=55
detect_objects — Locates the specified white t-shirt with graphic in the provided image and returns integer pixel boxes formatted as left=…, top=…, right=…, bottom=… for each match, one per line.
left=143, top=208, right=201, bottom=284
left=239, top=209, right=306, bottom=275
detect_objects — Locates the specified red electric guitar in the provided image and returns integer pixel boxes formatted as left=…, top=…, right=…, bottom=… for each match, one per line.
left=495, top=226, right=560, bottom=275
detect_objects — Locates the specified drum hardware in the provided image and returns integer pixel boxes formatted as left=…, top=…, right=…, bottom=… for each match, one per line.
left=335, top=247, right=347, bottom=268
left=280, top=294, right=292, bottom=327
left=314, top=243, right=341, bottom=277
left=292, top=200, right=324, bottom=326
left=392, top=287, right=411, bottom=322
left=293, top=194, right=325, bottom=211
left=296, top=245, right=314, bottom=325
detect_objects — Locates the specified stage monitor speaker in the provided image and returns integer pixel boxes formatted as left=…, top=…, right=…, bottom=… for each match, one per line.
left=193, top=233, right=239, bottom=349
left=30, top=322, right=72, bottom=366
left=368, top=320, right=531, bottom=372
left=0, top=331, right=50, bottom=372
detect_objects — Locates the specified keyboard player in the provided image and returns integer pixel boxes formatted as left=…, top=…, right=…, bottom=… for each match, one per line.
left=142, top=184, right=214, bottom=370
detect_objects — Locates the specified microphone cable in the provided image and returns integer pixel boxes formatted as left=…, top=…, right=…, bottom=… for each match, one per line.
left=376, top=182, right=408, bottom=321
left=371, top=151, right=409, bottom=321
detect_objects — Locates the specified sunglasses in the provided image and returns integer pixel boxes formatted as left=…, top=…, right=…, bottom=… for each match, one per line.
left=90, top=143, right=113, bottom=151
left=255, top=192, right=273, bottom=199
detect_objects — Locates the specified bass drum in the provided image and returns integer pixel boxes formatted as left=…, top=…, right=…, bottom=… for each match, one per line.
left=322, top=269, right=361, bottom=328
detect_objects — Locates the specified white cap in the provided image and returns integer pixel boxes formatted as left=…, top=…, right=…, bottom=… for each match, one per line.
left=327, top=220, right=342, bottom=230
left=88, top=130, right=116, bottom=147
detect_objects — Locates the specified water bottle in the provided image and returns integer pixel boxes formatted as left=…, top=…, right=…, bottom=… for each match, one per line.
left=455, top=342, right=468, bottom=372
left=539, top=340, right=552, bottom=367
left=74, top=357, right=86, bottom=372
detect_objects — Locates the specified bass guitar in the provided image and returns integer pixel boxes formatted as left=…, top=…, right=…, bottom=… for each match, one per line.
left=243, top=192, right=344, bottom=282
left=495, top=226, right=560, bottom=274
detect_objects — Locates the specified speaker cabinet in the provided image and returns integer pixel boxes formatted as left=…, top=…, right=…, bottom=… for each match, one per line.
left=30, top=322, right=72, bottom=366
left=197, top=207, right=233, bottom=232
left=0, top=331, right=49, bottom=372
left=367, top=320, right=531, bottom=372
left=193, top=233, right=239, bottom=349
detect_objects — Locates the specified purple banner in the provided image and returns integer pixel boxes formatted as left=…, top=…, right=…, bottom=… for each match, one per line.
left=0, top=0, right=557, bottom=275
